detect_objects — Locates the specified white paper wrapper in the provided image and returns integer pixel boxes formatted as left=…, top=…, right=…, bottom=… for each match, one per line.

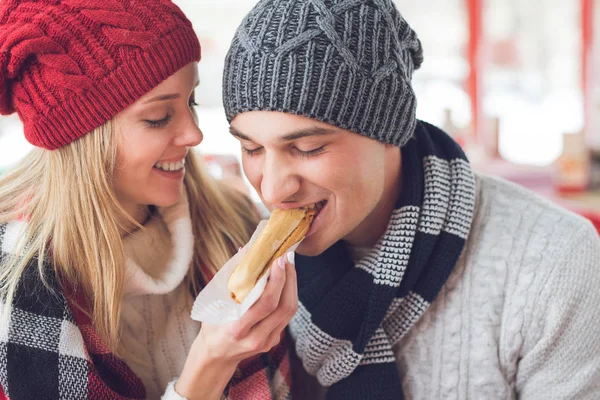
left=191, top=220, right=300, bottom=325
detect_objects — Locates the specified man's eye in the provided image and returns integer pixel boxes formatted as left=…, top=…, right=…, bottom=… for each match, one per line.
left=242, top=146, right=263, bottom=156
left=295, top=146, right=326, bottom=158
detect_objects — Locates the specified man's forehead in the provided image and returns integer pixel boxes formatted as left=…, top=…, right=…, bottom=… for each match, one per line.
left=230, top=113, right=340, bottom=142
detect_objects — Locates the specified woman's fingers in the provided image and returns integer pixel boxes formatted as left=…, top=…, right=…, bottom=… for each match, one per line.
left=236, top=255, right=287, bottom=334
left=270, top=252, right=297, bottom=320
left=200, top=253, right=298, bottom=362
left=249, top=254, right=298, bottom=339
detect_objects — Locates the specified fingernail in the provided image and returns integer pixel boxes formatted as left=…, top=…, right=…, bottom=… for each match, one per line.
left=277, top=255, right=286, bottom=269
left=286, top=251, right=295, bottom=266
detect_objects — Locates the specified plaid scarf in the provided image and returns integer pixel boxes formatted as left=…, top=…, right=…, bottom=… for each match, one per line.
left=0, top=222, right=291, bottom=399
left=0, top=232, right=146, bottom=399
left=290, top=121, right=477, bottom=399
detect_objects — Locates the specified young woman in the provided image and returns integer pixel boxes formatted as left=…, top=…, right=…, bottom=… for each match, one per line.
left=0, top=1, right=296, bottom=399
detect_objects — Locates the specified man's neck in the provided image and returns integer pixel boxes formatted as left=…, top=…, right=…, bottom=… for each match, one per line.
left=345, top=147, right=402, bottom=247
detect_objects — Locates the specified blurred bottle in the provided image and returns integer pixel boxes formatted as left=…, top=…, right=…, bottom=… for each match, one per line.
left=485, top=117, right=501, bottom=159
left=442, top=108, right=466, bottom=148
left=554, top=131, right=590, bottom=194
left=589, top=150, right=600, bottom=190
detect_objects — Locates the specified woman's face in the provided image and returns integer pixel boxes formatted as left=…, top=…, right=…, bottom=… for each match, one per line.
left=113, top=62, right=203, bottom=211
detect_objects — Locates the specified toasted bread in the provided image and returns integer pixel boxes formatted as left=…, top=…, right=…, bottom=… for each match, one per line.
left=228, top=208, right=315, bottom=303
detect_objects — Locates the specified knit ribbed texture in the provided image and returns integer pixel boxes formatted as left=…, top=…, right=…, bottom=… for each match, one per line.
left=121, top=288, right=200, bottom=400
left=290, top=174, right=600, bottom=399
left=223, top=0, right=423, bottom=147
left=0, top=0, right=201, bottom=150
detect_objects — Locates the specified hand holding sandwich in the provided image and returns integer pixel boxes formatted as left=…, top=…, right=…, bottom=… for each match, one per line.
left=176, top=207, right=314, bottom=399
left=176, top=245, right=298, bottom=400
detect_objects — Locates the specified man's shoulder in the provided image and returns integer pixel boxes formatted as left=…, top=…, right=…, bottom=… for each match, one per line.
left=476, top=173, right=594, bottom=235
left=471, top=173, right=598, bottom=262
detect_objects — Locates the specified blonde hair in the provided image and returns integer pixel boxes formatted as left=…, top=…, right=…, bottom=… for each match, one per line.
left=0, top=120, right=257, bottom=354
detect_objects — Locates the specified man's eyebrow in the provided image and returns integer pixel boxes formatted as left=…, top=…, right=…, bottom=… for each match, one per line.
left=229, top=126, right=252, bottom=141
left=279, top=126, right=337, bottom=141
left=229, top=126, right=337, bottom=142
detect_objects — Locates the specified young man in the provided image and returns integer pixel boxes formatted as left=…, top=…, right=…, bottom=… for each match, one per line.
left=222, top=0, right=600, bottom=399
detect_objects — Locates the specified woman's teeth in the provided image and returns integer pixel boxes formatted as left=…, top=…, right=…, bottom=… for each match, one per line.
left=154, top=159, right=185, bottom=172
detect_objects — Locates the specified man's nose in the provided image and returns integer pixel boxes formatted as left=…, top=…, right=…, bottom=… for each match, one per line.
left=260, top=153, right=300, bottom=205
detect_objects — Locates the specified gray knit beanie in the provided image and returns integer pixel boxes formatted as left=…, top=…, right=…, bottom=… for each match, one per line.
left=223, top=0, right=423, bottom=147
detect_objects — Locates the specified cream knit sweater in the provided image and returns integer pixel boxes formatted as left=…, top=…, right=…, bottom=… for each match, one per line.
left=120, top=194, right=198, bottom=400
left=291, top=174, right=600, bottom=399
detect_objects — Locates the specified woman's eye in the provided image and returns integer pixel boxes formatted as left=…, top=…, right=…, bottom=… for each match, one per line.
left=145, top=113, right=172, bottom=128
left=189, top=89, right=199, bottom=107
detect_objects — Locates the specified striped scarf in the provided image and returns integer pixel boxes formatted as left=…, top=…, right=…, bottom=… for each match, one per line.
left=290, top=121, right=476, bottom=399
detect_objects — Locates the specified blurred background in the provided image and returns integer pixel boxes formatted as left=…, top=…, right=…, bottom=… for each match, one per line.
left=1, top=0, right=599, bottom=231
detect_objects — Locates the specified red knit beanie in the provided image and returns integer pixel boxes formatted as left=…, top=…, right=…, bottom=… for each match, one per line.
left=0, top=0, right=201, bottom=150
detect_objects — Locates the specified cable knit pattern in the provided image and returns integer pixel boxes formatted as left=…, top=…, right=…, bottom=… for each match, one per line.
left=121, top=289, right=200, bottom=400
left=0, top=0, right=200, bottom=149
left=290, top=174, right=600, bottom=399
left=120, top=194, right=199, bottom=400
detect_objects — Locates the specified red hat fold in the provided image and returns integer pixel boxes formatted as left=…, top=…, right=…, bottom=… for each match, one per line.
left=0, top=0, right=201, bottom=149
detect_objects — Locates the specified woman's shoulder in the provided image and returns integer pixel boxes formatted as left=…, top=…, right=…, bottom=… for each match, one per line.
left=0, top=220, right=28, bottom=258
left=0, top=220, right=60, bottom=301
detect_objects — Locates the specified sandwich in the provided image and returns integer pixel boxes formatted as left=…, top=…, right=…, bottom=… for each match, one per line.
left=228, top=207, right=315, bottom=303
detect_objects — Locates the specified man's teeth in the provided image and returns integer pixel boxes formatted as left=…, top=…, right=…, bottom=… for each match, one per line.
left=307, top=201, right=326, bottom=211
left=154, top=159, right=185, bottom=172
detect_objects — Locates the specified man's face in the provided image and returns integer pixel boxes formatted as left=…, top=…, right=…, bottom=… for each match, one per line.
left=230, top=111, right=390, bottom=256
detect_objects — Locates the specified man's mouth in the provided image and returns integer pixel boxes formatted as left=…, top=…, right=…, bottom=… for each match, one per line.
left=304, top=200, right=327, bottom=238
left=306, top=200, right=327, bottom=218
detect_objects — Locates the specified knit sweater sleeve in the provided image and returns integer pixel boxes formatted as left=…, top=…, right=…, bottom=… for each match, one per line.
left=516, top=222, right=600, bottom=399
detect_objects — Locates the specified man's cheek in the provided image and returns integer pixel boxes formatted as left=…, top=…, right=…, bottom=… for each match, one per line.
left=247, top=171, right=262, bottom=191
